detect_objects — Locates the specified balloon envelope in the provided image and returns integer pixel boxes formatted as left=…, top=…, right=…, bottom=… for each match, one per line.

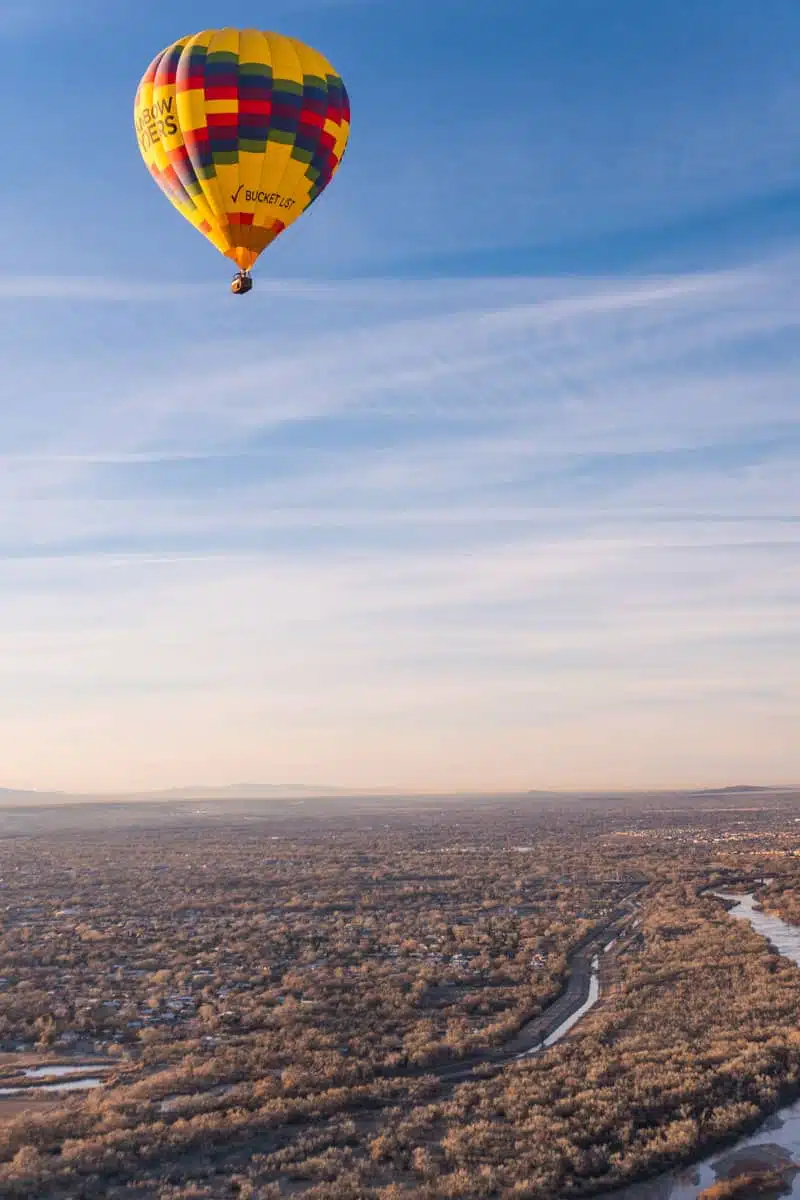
left=134, top=28, right=351, bottom=271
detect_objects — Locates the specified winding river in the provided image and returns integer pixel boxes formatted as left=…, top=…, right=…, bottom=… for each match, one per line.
left=602, top=892, right=800, bottom=1199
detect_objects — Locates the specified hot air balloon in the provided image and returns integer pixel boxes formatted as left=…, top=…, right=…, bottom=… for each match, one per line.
left=133, top=28, right=350, bottom=294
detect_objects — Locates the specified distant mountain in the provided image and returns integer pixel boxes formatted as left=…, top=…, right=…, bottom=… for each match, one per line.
left=0, top=787, right=77, bottom=805
left=143, top=783, right=394, bottom=800
left=0, top=782, right=795, bottom=809
left=0, top=783, right=399, bottom=807
left=686, top=785, right=778, bottom=796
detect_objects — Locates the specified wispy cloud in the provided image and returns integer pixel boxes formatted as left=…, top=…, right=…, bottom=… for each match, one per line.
left=0, top=248, right=797, bottom=789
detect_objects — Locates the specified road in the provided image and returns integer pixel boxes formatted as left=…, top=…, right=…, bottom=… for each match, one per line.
left=426, top=888, right=644, bottom=1087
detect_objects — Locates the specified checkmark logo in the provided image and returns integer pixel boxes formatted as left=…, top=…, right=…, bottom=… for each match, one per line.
left=231, top=185, right=244, bottom=203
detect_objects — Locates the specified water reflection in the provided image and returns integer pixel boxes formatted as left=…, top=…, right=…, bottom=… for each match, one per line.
left=24, top=1064, right=112, bottom=1079
left=600, top=893, right=800, bottom=1199
left=0, top=1078, right=104, bottom=1096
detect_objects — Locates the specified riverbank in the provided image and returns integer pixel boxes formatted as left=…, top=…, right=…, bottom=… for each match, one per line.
left=597, top=891, right=800, bottom=1199
left=399, top=880, right=800, bottom=1199
left=6, top=879, right=800, bottom=1197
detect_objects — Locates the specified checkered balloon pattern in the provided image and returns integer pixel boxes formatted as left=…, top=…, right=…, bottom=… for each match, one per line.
left=134, top=28, right=351, bottom=271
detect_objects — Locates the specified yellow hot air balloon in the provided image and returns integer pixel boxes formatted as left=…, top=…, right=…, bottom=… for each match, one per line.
left=133, top=28, right=351, bottom=294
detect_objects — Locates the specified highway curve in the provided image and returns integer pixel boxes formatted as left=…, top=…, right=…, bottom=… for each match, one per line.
left=428, top=887, right=643, bottom=1087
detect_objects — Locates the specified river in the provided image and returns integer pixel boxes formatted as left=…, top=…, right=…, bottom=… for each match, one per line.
left=601, top=892, right=800, bottom=1199
left=0, top=1077, right=105, bottom=1096
left=0, top=1061, right=113, bottom=1098
left=24, top=1064, right=112, bottom=1079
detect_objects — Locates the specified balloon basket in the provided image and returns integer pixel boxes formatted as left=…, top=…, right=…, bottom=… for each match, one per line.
left=231, top=271, right=253, bottom=296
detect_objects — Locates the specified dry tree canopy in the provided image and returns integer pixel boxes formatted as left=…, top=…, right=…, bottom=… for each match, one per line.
left=0, top=792, right=798, bottom=1197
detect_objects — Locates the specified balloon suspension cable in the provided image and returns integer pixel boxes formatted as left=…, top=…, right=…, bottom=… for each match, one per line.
left=231, top=269, right=253, bottom=296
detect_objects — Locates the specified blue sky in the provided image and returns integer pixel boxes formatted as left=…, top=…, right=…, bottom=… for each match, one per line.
left=0, top=0, right=798, bottom=792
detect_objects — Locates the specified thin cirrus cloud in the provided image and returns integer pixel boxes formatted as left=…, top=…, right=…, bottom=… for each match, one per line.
left=0, top=248, right=797, bottom=791
left=0, top=3, right=797, bottom=794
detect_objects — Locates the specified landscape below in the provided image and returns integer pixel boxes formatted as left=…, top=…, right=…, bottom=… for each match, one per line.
left=1, top=788, right=800, bottom=1197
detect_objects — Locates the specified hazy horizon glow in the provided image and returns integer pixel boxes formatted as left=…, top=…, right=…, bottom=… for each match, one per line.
left=0, top=1, right=798, bottom=793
